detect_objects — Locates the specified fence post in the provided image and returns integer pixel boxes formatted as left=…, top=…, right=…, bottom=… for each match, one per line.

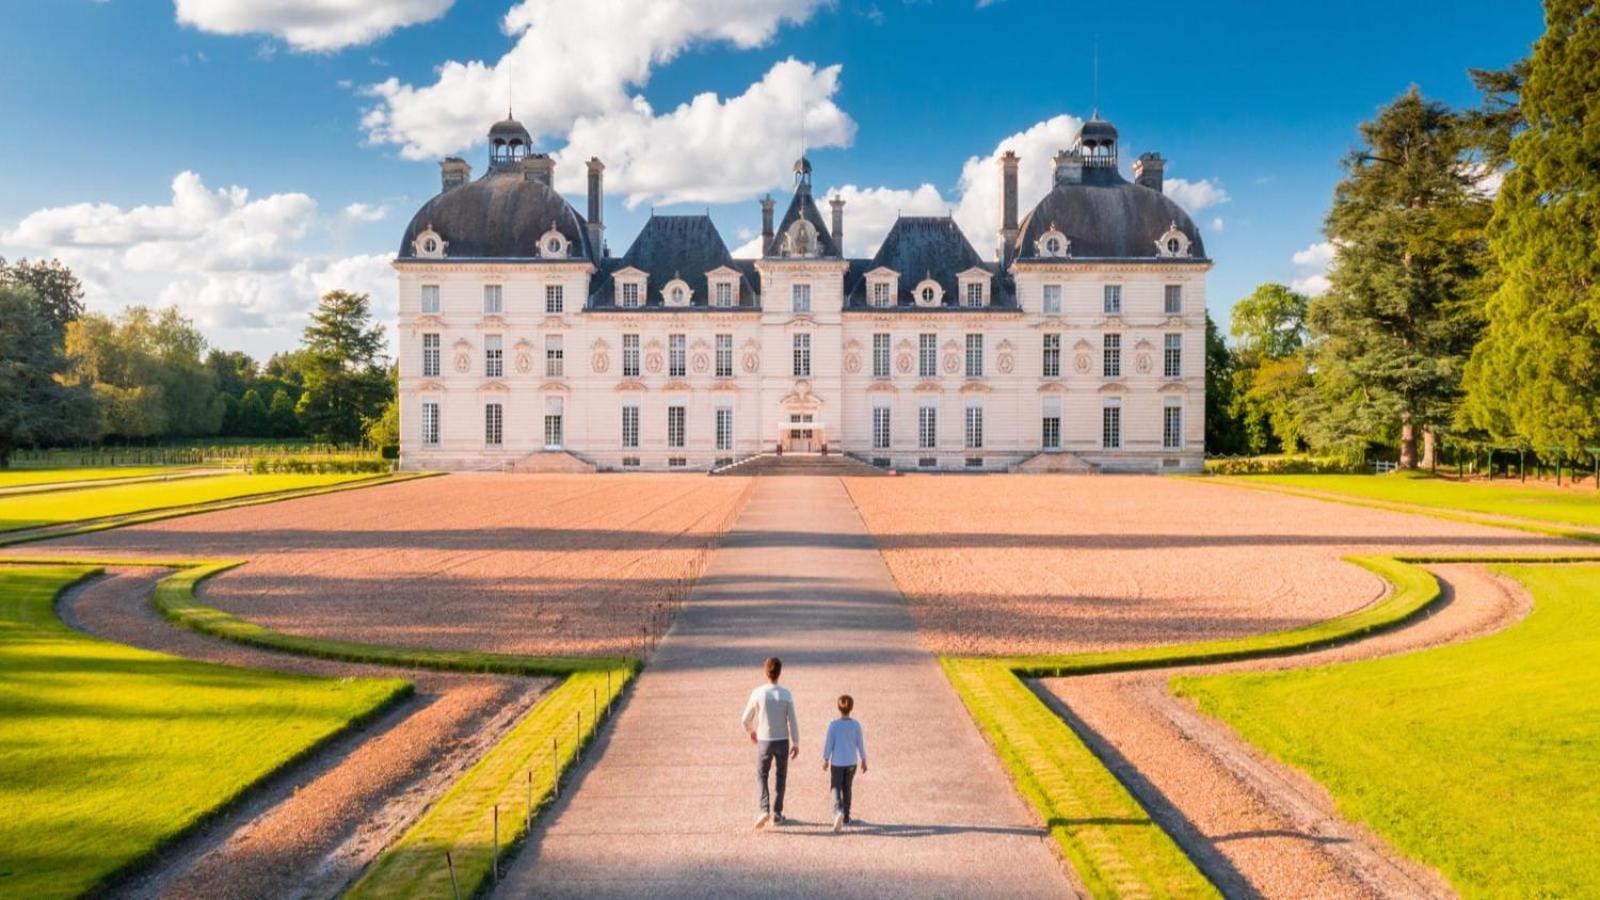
left=552, top=737, right=559, bottom=798
left=527, top=770, right=533, bottom=830
left=492, top=803, right=500, bottom=884
left=446, top=851, right=461, bottom=900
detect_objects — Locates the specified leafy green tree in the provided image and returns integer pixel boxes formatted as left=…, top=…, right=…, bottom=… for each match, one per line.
left=217, top=392, right=241, bottom=436
left=66, top=306, right=222, bottom=439
left=363, top=363, right=401, bottom=449
left=1230, top=283, right=1310, bottom=358
left=1305, top=87, right=1492, bottom=467
left=1227, top=284, right=1313, bottom=454
left=1203, top=312, right=1248, bottom=454
left=296, top=290, right=389, bottom=444
left=236, top=389, right=269, bottom=437
left=268, top=389, right=300, bottom=438
left=0, top=257, right=85, bottom=334
left=0, top=285, right=95, bottom=466
left=1463, top=1, right=1600, bottom=454
left=206, top=349, right=258, bottom=399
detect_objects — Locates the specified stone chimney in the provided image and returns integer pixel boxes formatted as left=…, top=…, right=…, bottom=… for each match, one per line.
left=440, top=157, right=471, bottom=192
left=999, top=151, right=1019, bottom=266
left=829, top=195, right=845, bottom=256
left=586, top=157, right=605, bottom=257
left=1133, top=152, right=1165, bottom=192
left=521, top=153, right=555, bottom=186
left=760, top=194, right=775, bottom=252
left=1052, top=149, right=1083, bottom=187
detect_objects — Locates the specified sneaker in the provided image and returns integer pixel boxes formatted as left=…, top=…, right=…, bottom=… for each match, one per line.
left=754, top=811, right=771, bottom=830
left=772, top=813, right=786, bottom=826
left=832, top=813, right=844, bottom=832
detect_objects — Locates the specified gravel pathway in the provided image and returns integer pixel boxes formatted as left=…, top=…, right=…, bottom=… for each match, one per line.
left=1041, top=564, right=1526, bottom=899
left=498, top=476, right=1076, bottom=898
left=57, top=567, right=551, bottom=900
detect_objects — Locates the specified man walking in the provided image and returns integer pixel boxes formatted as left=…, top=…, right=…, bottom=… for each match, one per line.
left=741, top=656, right=799, bottom=829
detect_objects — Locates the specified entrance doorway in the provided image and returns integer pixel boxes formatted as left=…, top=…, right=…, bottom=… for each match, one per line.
left=781, top=412, right=824, bottom=453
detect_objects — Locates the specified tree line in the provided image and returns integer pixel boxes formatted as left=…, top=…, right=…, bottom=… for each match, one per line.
left=0, top=259, right=396, bottom=468
left=1208, top=0, right=1597, bottom=470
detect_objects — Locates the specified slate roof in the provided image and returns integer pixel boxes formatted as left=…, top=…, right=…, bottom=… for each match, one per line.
left=844, top=217, right=1014, bottom=310
left=587, top=215, right=759, bottom=310
left=764, top=177, right=842, bottom=258
left=1014, top=166, right=1207, bottom=261
left=398, top=168, right=594, bottom=261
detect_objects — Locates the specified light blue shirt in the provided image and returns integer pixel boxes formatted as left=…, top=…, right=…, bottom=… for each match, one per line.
left=822, top=717, right=867, bottom=767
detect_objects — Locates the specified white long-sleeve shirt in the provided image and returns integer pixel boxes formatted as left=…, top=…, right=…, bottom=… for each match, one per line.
left=741, top=683, right=799, bottom=744
left=822, top=717, right=867, bottom=767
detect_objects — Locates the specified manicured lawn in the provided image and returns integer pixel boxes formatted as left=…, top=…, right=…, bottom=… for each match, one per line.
left=0, top=467, right=179, bottom=490
left=0, top=565, right=407, bottom=898
left=1175, top=563, right=1600, bottom=897
left=1229, top=472, right=1600, bottom=529
left=0, top=473, right=371, bottom=532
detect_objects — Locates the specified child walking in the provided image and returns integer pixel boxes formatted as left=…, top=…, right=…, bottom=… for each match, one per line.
left=821, top=694, right=867, bottom=832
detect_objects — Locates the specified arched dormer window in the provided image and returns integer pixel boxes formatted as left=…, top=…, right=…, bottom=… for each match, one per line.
left=414, top=227, right=447, bottom=259
left=1035, top=226, right=1070, bottom=259
left=538, top=226, right=570, bottom=258
left=1155, top=222, right=1192, bottom=258
left=662, top=278, right=692, bottom=307
left=914, top=278, right=944, bottom=307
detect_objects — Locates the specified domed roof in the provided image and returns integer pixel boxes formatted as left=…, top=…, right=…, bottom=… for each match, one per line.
left=1015, top=169, right=1206, bottom=261
left=488, top=115, right=531, bottom=144
left=398, top=170, right=592, bottom=260
left=1079, top=115, right=1119, bottom=143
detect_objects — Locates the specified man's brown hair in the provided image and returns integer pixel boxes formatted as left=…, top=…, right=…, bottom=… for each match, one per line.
left=837, top=694, right=854, bottom=715
left=764, top=656, right=782, bottom=681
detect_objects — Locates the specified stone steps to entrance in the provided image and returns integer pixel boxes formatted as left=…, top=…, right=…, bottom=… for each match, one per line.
left=710, top=453, right=888, bottom=477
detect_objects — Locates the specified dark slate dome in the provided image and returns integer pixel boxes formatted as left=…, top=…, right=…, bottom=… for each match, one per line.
left=398, top=170, right=592, bottom=260
left=1015, top=169, right=1206, bottom=260
left=488, top=115, right=532, bottom=146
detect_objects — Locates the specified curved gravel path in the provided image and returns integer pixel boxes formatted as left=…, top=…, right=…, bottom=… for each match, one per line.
left=1040, top=563, right=1527, bottom=899
left=57, top=567, right=551, bottom=900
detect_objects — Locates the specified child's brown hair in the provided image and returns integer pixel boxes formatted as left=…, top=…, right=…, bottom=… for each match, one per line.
left=837, top=694, right=854, bottom=715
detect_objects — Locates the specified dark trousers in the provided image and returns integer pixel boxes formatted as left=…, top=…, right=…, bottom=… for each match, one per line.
left=830, top=764, right=857, bottom=819
left=756, top=739, right=789, bottom=815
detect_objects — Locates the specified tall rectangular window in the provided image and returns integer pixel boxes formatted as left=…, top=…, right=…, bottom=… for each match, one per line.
left=545, top=335, right=564, bottom=377
left=1103, top=333, right=1121, bottom=377
left=1103, top=404, right=1122, bottom=449
left=792, top=333, right=811, bottom=377
left=715, top=407, right=733, bottom=451
left=919, top=334, right=937, bottom=378
left=872, top=282, right=891, bottom=307
left=668, top=333, right=686, bottom=377
left=485, top=403, right=503, bottom=446
left=485, top=334, right=503, bottom=378
left=964, top=406, right=984, bottom=449
left=792, top=283, right=811, bottom=313
left=965, top=334, right=983, bottom=378
left=965, top=282, right=984, bottom=307
left=422, top=333, right=440, bottom=378
left=1164, top=404, right=1184, bottom=449
left=872, top=407, right=891, bottom=449
left=483, top=284, right=503, bottom=314
left=918, top=406, right=937, bottom=449
left=1042, top=415, right=1061, bottom=450
left=421, top=401, right=440, bottom=446
left=1042, top=283, right=1062, bottom=315
left=546, top=284, right=564, bottom=314
left=544, top=414, right=563, bottom=448
left=622, top=334, right=640, bottom=377
left=872, top=333, right=890, bottom=378
left=621, top=405, right=639, bottom=448
left=667, top=406, right=686, bottom=448
left=621, top=282, right=640, bottom=308
left=715, top=333, right=733, bottom=377
left=1164, top=333, right=1182, bottom=378
left=714, top=281, right=733, bottom=307
left=1103, top=284, right=1122, bottom=314
left=1164, top=284, right=1183, bottom=315
left=1043, top=333, right=1061, bottom=378
left=420, top=284, right=440, bottom=314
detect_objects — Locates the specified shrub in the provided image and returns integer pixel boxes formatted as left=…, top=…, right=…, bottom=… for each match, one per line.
left=246, top=456, right=391, bottom=475
left=1204, top=454, right=1360, bottom=476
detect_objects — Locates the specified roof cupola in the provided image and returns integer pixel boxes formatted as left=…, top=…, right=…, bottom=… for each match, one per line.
left=488, top=113, right=533, bottom=171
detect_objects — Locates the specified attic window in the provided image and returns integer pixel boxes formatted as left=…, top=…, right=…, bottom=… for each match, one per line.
left=662, top=278, right=692, bottom=307
left=914, top=279, right=943, bottom=307
left=538, top=227, right=570, bottom=258
left=548, top=236, right=564, bottom=254
left=620, top=282, right=640, bottom=308
left=1047, top=238, right=1061, bottom=254
left=413, top=227, right=447, bottom=259
left=965, top=283, right=984, bottom=307
left=1155, top=223, right=1192, bottom=258
left=1035, top=227, right=1070, bottom=259
left=922, top=288, right=935, bottom=303
left=714, top=281, right=733, bottom=307
left=872, top=282, right=891, bottom=307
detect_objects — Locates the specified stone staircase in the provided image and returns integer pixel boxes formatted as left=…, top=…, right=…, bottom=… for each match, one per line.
left=502, top=450, right=598, bottom=474
left=1013, top=451, right=1099, bottom=474
left=710, top=452, right=888, bottom=477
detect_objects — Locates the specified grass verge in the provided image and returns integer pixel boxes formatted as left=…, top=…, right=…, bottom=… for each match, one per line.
left=1175, top=563, right=1600, bottom=897
left=0, top=563, right=408, bottom=899
left=941, top=552, right=1600, bottom=897
left=0, top=472, right=384, bottom=533
left=0, top=466, right=185, bottom=490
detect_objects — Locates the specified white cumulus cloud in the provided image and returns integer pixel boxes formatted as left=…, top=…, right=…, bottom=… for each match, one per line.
left=1290, top=240, right=1335, bottom=295
left=1163, top=177, right=1230, bottom=216
left=174, top=0, right=456, bottom=52
left=360, top=0, right=829, bottom=160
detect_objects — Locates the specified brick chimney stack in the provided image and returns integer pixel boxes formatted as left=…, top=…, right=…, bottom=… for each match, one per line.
left=829, top=195, right=845, bottom=256
left=760, top=194, right=775, bottom=252
left=999, top=151, right=1019, bottom=266
left=1133, top=152, right=1165, bottom=192
left=440, top=157, right=471, bottom=192
left=586, top=157, right=605, bottom=257
left=521, top=153, right=555, bottom=186
left=1052, top=149, right=1083, bottom=187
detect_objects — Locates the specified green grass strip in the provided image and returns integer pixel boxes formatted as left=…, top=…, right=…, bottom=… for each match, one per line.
left=347, top=666, right=632, bottom=899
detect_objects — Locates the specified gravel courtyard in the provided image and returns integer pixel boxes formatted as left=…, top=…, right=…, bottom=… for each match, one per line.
left=844, top=474, right=1589, bottom=656
left=27, top=473, right=752, bottom=656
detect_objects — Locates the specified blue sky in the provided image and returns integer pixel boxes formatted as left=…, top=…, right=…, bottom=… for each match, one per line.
left=0, top=0, right=1542, bottom=358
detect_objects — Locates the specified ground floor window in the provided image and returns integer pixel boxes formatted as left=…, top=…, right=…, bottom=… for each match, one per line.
left=1042, top=416, right=1061, bottom=450
left=872, top=407, right=891, bottom=449
left=485, top=403, right=503, bottom=447
left=422, top=401, right=440, bottom=446
left=1102, top=404, right=1122, bottom=449
left=667, top=406, right=686, bottom=448
left=715, top=407, right=733, bottom=451
left=918, top=407, right=937, bottom=449
left=668, top=456, right=687, bottom=468
left=964, top=407, right=983, bottom=449
left=622, top=456, right=640, bottom=468
left=544, top=414, right=563, bottom=448
left=1163, top=404, right=1183, bottom=449
left=621, top=406, right=639, bottom=448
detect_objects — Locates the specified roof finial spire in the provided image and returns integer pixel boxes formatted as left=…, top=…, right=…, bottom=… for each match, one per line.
left=1092, top=37, right=1100, bottom=120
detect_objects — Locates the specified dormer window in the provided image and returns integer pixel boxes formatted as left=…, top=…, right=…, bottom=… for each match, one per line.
left=538, top=227, right=570, bottom=258
left=662, top=278, right=692, bottom=307
left=873, top=282, right=891, bottom=307
left=705, top=266, right=741, bottom=308
left=414, top=228, right=447, bottom=259
left=957, top=267, right=989, bottom=308
left=966, top=283, right=984, bottom=307
left=914, top=279, right=944, bottom=307
left=1035, top=226, right=1070, bottom=259
left=1155, top=223, right=1192, bottom=258
left=714, top=281, right=733, bottom=307
left=614, top=267, right=646, bottom=308
left=865, top=267, right=899, bottom=309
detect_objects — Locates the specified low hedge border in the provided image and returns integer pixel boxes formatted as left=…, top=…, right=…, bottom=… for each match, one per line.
left=940, top=552, right=1600, bottom=898
left=0, top=471, right=443, bottom=549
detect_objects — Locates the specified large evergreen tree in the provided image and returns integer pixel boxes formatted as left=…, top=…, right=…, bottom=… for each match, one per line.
left=0, top=257, right=85, bottom=334
left=1305, top=87, right=1492, bottom=467
left=0, top=285, right=95, bottom=466
left=1462, top=1, right=1600, bottom=453
left=296, top=290, right=390, bottom=444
